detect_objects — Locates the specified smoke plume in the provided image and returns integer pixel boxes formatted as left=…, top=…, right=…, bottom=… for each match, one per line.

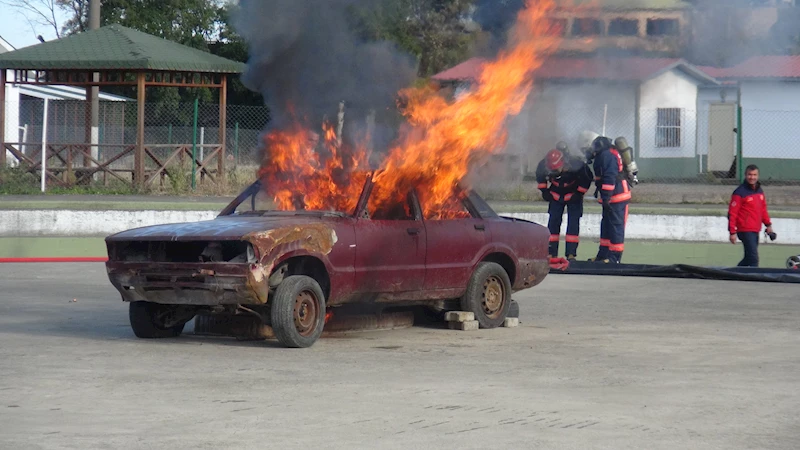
left=233, top=0, right=417, bottom=133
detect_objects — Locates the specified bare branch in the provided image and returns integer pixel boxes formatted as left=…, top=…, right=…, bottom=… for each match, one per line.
left=0, top=0, right=64, bottom=38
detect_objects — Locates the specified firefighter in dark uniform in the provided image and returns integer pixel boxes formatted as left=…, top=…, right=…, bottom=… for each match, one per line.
left=536, top=148, right=593, bottom=260
left=587, top=136, right=632, bottom=263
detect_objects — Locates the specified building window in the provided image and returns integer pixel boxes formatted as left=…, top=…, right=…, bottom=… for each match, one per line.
left=647, top=18, right=679, bottom=36
left=656, top=108, right=681, bottom=147
left=571, top=18, right=603, bottom=36
left=608, top=18, right=639, bottom=36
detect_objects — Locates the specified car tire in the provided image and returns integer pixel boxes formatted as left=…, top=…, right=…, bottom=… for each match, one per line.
left=508, top=299, right=520, bottom=319
left=129, top=301, right=188, bottom=338
left=460, top=262, right=512, bottom=329
left=270, top=275, right=326, bottom=348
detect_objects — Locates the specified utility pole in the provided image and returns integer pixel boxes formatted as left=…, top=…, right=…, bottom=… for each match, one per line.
left=88, top=0, right=101, bottom=169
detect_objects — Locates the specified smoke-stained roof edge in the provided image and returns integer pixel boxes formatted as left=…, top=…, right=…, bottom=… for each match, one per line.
left=431, top=56, right=720, bottom=85
left=0, top=24, right=245, bottom=74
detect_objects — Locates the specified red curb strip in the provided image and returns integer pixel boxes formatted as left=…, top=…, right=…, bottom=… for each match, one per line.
left=0, top=257, right=108, bottom=263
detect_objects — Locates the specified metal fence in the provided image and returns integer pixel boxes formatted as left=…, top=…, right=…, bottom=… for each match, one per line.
left=4, top=98, right=800, bottom=188
left=4, top=98, right=270, bottom=171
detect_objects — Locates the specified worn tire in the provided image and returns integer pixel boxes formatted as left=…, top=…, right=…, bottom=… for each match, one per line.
left=129, top=301, right=187, bottom=338
left=460, top=262, right=512, bottom=329
left=270, top=275, right=326, bottom=348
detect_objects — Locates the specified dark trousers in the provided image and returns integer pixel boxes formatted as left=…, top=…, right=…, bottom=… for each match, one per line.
left=547, top=200, right=583, bottom=257
left=737, top=231, right=759, bottom=267
left=596, top=202, right=628, bottom=263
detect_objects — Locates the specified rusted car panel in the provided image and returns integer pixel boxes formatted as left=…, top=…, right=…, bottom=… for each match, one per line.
left=104, top=178, right=551, bottom=320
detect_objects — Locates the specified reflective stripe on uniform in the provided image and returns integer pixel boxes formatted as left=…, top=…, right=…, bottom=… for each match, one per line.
left=549, top=234, right=560, bottom=242
left=602, top=184, right=615, bottom=191
left=538, top=183, right=547, bottom=189
left=552, top=192, right=561, bottom=201
left=564, top=193, right=573, bottom=202
left=609, top=243, right=625, bottom=252
left=577, top=186, right=588, bottom=193
left=599, top=239, right=611, bottom=247
left=565, top=234, right=579, bottom=243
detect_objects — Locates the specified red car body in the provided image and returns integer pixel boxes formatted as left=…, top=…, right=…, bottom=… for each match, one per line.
left=105, top=177, right=551, bottom=347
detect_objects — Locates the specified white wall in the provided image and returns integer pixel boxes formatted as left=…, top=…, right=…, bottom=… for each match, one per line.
left=639, top=69, right=699, bottom=159
left=5, top=209, right=800, bottom=245
left=739, top=81, right=800, bottom=159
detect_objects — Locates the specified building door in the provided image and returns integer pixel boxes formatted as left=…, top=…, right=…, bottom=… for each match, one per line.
left=708, top=103, right=736, bottom=172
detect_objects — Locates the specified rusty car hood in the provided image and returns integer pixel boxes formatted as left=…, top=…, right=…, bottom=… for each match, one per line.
left=106, top=213, right=346, bottom=241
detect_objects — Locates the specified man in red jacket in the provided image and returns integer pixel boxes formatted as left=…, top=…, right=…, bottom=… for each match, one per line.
left=728, top=165, right=774, bottom=267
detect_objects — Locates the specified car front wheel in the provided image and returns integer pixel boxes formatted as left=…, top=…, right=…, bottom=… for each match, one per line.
left=270, top=275, right=326, bottom=348
left=129, top=301, right=193, bottom=338
left=460, top=262, right=512, bottom=329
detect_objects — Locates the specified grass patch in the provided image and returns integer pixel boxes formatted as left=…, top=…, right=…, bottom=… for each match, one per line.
left=0, top=164, right=257, bottom=197
left=490, top=202, right=800, bottom=219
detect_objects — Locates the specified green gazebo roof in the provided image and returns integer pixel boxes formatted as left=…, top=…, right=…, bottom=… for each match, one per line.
left=0, top=24, right=245, bottom=73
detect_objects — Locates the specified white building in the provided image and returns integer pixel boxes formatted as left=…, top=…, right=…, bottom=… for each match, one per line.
left=433, top=56, right=720, bottom=180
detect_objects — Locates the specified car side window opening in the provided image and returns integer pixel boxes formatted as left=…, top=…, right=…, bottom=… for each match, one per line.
left=367, top=191, right=417, bottom=221
left=418, top=192, right=475, bottom=221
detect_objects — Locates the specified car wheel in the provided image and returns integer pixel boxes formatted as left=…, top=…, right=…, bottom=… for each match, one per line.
left=460, top=262, right=511, bottom=329
left=129, top=301, right=190, bottom=338
left=270, top=275, right=326, bottom=348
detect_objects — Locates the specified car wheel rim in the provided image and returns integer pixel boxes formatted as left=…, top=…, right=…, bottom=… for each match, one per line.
left=482, top=276, right=505, bottom=319
left=294, top=290, right=319, bottom=337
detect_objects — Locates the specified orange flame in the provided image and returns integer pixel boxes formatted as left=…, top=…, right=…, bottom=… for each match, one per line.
left=258, top=0, right=561, bottom=218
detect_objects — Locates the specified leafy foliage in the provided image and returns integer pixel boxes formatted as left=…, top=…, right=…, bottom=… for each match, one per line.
left=348, top=0, right=480, bottom=78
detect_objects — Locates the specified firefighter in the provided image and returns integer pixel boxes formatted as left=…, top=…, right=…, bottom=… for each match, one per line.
left=587, top=136, right=631, bottom=263
left=536, top=148, right=593, bottom=260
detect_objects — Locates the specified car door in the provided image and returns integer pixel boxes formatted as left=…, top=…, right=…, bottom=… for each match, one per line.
left=419, top=192, right=491, bottom=290
left=352, top=191, right=426, bottom=293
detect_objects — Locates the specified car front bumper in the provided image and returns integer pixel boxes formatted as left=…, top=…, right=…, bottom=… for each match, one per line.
left=106, top=262, right=269, bottom=306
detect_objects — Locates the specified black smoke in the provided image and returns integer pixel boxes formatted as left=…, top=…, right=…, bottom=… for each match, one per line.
left=233, top=0, right=418, bottom=134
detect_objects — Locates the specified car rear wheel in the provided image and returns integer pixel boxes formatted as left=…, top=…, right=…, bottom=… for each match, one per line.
left=129, top=301, right=192, bottom=338
left=270, top=275, right=326, bottom=348
left=460, top=262, right=512, bottom=329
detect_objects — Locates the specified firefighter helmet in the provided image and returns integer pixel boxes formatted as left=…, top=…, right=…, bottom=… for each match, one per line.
left=545, top=149, right=564, bottom=171
left=787, top=255, right=800, bottom=270
left=591, top=136, right=613, bottom=153
left=556, top=141, right=569, bottom=152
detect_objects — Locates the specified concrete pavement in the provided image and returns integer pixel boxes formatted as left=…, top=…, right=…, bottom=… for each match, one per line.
left=0, top=263, right=798, bottom=449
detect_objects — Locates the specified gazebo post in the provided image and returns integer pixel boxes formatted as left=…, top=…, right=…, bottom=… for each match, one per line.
left=0, top=69, right=6, bottom=167
left=135, top=71, right=146, bottom=188
left=218, top=74, right=227, bottom=184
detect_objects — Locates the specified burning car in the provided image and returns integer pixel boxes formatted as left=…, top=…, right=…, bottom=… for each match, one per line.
left=104, top=175, right=551, bottom=348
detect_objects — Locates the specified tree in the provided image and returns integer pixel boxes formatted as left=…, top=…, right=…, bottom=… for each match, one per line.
left=349, top=0, right=479, bottom=78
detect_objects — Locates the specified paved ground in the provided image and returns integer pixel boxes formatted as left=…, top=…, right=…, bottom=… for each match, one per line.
left=1, top=264, right=799, bottom=449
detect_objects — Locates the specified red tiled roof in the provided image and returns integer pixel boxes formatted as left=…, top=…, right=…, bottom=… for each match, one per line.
left=704, top=56, right=800, bottom=79
left=432, top=56, right=701, bottom=82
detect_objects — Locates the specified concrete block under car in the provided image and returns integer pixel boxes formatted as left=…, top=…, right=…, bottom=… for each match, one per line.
left=448, top=320, right=479, bottom=331
left=503, top=317, right=519, bottom=328
left=444, top=311, right=475, bottom=322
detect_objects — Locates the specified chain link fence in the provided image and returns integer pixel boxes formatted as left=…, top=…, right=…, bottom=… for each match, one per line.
left=4, top=98, right=270, bottom=171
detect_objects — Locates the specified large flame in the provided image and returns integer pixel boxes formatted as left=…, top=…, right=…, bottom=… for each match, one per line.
left=257, top=0, right=562, bottom=218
